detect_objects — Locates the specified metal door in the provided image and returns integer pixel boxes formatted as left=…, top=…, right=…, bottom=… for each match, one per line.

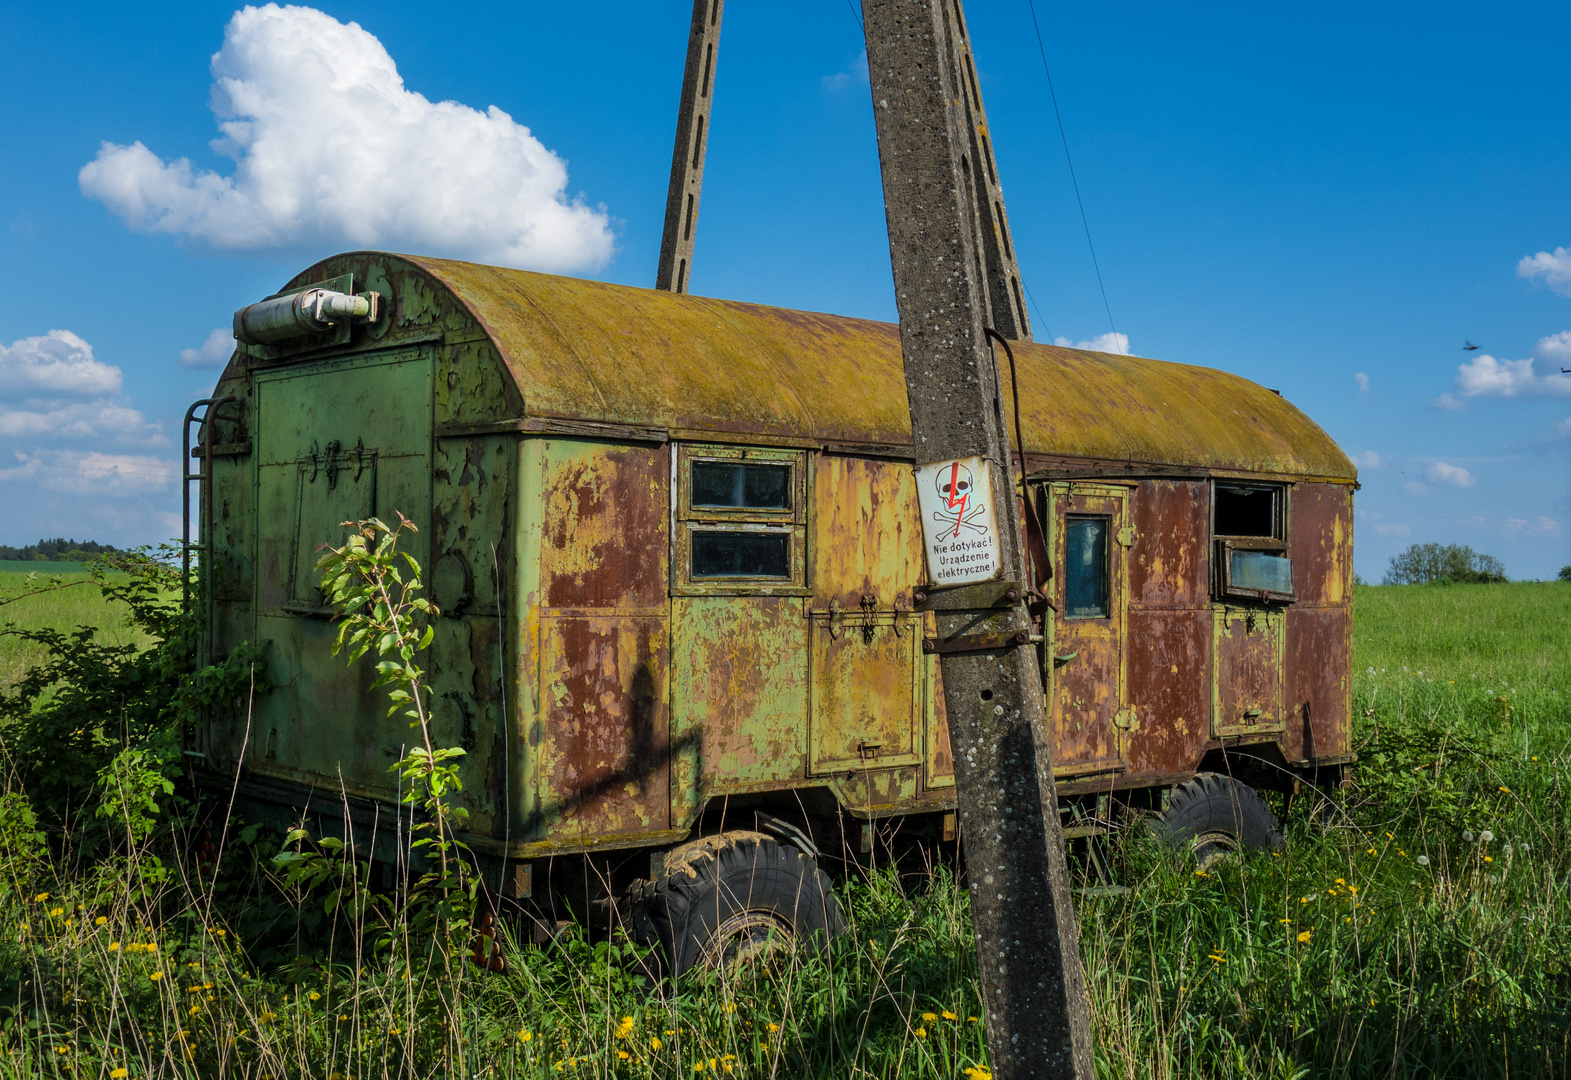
left=1046, top=482, right=1133, bottom=779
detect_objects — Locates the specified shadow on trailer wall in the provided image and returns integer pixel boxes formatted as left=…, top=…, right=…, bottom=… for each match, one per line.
left=191, top=251, right=1355, bottom=960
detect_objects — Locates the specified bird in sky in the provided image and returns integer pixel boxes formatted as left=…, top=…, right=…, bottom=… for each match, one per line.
left=1463, top=340, right=1481, bottom=351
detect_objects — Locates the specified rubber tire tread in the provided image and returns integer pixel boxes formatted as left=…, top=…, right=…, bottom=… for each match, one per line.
left=643, top=832, right=845, bottom=977
left=1157, top=773, right=1284, bottom=855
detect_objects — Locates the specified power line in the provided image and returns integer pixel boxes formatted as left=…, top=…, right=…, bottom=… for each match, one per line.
left=1025, top=0, right=1117, bottom=337
left=845, top=0, right=863, bottom=32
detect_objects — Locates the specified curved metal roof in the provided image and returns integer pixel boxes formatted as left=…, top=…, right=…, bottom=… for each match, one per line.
left=321, top=254, right=1356, bottom=482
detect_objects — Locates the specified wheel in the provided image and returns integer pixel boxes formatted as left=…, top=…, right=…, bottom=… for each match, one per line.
left=637, top=830, right=845, bottom=977
left=1156, top=773, right=1284, bottom=869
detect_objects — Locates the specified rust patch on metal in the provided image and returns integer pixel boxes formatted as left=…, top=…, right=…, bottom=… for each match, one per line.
left=1285, top=607, right=1351, bottom=761
left=1289, top=483, right=1351, bottom=605
left=537, top=617, right=670, bottom=838
left=540, top=443, right=669, bottom=610
left=1127, top=480, right=1207, bottom=609
left=1124, top=610, right=1210, bottom=775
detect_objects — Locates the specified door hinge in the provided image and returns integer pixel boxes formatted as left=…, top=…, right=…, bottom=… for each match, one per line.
left=1117, top=526, right=1137, bottom=548
left=1112, top=706, right=1139, bottom=732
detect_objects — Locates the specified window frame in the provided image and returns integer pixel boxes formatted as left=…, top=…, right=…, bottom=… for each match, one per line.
left=1062, top=514, right=1113, bottom=620
left=672, top=444, right=810, bottom=596
left=1211, top=481, right=1295, bottom=603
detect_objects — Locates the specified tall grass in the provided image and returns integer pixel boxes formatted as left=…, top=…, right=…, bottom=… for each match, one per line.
left=1, top=583, right=1567, bottom=1078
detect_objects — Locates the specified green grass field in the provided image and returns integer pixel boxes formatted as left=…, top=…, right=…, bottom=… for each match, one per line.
left=0, top=568, right=152, bottom=690
left=1, top=583, right=1567, bottom=1078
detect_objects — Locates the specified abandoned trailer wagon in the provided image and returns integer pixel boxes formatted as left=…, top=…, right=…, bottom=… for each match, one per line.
left=191, top=251, right=1356, bottom=968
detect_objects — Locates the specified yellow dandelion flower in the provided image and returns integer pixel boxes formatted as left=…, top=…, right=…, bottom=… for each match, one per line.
left=1484, top=856, right=1494, bottom=863
left=110, top=1070, right=127, bottom=1079
left=519, top=1029, right=533, bottom=1043
left=95, top=916, right=107, bottom=926
left=1208, top=953, right=1225, bottom=963
left=34, top=893, right=49, bottom=902
left=389, top=1027, right=400, bottom=1035
left=616, top=1016, right=635, bottom=1038
left=338, top=1014, right=348, bottom=1022
left=50, top=908, right=64, bottom=917
left=650, top=1037, right=662, bottom=1051
left=1194, top=870, right=1209, bottom=878
left=150, top=972, right=163, bottom=982
left=1366, top=848, right=1376, bottom=855
left=108, top=942, right=120, bottom=951
left=767, top=1022, right=780, bottom=1033
left=723, top=1001, right=736, bottom=1014
left=1335, top=878, right=1346, bottom=886
left=1498, top=786, right=1510, bottom=794
left=259, top=1012, right=276, bottom=1023
left=942, top=1010, right=959, bottom=1021
left=309, top=992, right=321, bottom=1001
left=921, top=1011, right=938, bottom=1023
left=916, top=1026, right=928, bottom=1037
left=189, top=1006, right=201, bottom=1017
left=964, top=1068, right=993, bottom=1080
left=1297, top=930, right=1312, bottom=943
left=617, top=1051, right=631, bottom=1061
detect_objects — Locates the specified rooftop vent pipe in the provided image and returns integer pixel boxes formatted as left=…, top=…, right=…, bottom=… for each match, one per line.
left=233, top=289, right=381, bottom=346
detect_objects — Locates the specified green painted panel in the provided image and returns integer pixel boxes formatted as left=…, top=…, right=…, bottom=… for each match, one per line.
left=670, top=596, right=808, bottom=827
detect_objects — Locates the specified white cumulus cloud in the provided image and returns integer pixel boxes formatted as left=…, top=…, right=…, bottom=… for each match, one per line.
left=1440, top=333, right=1571, bottom=406
left=1354, top=450, right=1381, bottom=469
left=1426, top=462, right=1474, bottom=487
left=1518, top=246, right=1571, bottom=296
left=79, top=4, right=614, bottom=272
left=0, top=330, right=122, bottom=397
left=1372, top=521, right=1411, bottom=537
left=180, top=328, right=236, bottom=369
left=1404, top=481, right=1432, bottom=497
left=1355, top=372, right=1369, bottom=393
left=1054, top=332, right=1130, bottom=355
left=823, top=52, right=869, bottom=91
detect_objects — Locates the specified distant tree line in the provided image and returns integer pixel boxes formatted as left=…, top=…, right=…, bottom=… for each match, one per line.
left=0, top=538, right=122, bottom=562
left=1382, top=543, right=1507, bottom=585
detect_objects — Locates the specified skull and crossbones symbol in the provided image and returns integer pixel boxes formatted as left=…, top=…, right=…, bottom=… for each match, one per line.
left=932, top=461, right=988, bottom=538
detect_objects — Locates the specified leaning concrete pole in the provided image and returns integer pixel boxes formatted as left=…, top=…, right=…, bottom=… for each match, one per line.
left=860, top=1, right=1095, bottom=1075
left=655, top=0, right=724, bottom=293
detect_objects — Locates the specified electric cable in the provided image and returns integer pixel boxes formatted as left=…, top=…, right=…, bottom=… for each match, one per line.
left=1025, top=0, right=1117, bottom=337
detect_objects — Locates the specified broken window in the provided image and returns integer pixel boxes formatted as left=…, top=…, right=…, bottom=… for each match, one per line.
left=1064, top=517, right=1110, bottom=619
left=1213, top=482, right=1294, bottom=602
left=1214, top=485, right=1279, bottom=538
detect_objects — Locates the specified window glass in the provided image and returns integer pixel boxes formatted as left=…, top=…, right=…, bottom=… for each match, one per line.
left=1214, top=485, right=1277, bottom=537
left=1232, top=550, right=1293, bottom=594
left=692, top=462, right=790, bottom=510
left=1064, top=517, right=1109, bottom=618
left=691, top=531, right=790, bottom=578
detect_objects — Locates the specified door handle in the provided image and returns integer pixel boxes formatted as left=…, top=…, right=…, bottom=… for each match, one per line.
left=1053, top=652, right=1078, bottom=666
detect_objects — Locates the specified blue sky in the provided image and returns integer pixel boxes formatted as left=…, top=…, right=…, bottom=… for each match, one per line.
left=2, top=0, right=1568, bottom=580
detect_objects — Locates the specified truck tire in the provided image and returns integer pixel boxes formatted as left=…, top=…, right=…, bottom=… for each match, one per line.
left=640, top=830, right=844, bottom=977
left=1156, top=773, right=1284, bottom=868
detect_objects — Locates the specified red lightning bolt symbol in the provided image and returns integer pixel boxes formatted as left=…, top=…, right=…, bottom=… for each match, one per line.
left=946, top=461, right=967, bottom=539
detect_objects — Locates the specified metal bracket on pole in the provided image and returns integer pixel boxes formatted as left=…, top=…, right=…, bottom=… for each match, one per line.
left=655, top=0, right=725, bottom=294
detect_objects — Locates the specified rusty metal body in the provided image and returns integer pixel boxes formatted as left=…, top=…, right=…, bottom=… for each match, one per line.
left=194, top=251, right=1355, bottom=882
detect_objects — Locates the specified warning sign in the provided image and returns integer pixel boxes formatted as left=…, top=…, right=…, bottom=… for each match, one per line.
left=915, top=456, right=1002, bottom=586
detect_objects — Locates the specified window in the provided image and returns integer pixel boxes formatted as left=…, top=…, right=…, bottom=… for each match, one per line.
left=691, top=531, right=790, bottom=578
left=1064, top=517, right=1110, bottom=619
left=1213, top=482, right=1293, bottom=602
left=1214, top=485, right=1279, bottom=538
left=675, top=445, right=806, bottom=592
left=691, top=461, right=790, bottom=510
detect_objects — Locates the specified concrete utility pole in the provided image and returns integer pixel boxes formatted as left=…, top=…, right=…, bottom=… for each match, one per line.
left=860, top=0, right=1095, bottom=1076
left=655, top=0, right=725, bottom=293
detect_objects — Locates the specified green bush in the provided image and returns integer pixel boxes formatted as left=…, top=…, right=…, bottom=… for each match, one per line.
left=1382, top=542, right=1508, bottom=585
